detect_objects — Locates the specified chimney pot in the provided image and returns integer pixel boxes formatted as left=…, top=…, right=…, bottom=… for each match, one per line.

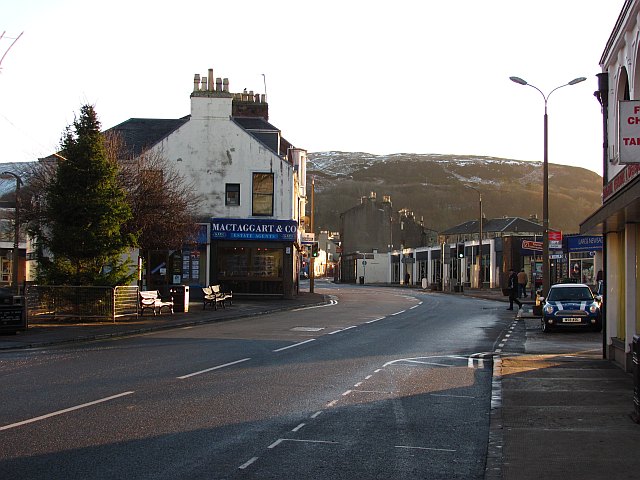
left=193, top=74, right=201, bottom=92
left=208, top=69, right=214, bottom=92
left=216, top=77, right=223, bottom=92
left=223, top=78, right=229, bottom=92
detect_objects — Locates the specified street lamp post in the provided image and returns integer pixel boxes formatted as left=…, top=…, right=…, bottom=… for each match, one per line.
left=509, top=75, right=586, bottom=296
left=1, top=171, right=22, bottom=292
left=465, top=185, right=483, bottom=288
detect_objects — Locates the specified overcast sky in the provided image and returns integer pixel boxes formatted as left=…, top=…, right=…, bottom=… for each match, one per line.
left=0, top=0, right=625, bottom=174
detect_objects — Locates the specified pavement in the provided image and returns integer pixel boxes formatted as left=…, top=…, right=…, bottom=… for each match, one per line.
left=1, top=286, right=639, bottom=479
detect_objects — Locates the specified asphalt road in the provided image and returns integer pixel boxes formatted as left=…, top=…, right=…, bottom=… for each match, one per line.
left=0, top=282, right=512, bottom=479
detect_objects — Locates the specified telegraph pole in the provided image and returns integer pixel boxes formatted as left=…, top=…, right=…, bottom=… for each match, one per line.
left=310, top=178, right=315, bottom=293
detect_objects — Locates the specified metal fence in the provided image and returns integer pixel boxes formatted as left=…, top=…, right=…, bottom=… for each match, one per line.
left=25, top=285, right=139, bottom=323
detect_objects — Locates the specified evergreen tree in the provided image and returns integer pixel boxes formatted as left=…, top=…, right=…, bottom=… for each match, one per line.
left=43, top=105, right=137, bottom=285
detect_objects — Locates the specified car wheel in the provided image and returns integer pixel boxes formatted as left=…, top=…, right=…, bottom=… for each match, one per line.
left=541, top=318, right=553, bottom=333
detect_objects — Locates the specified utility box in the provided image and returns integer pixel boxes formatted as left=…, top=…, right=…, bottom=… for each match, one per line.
left=0, top=290, right=26, bottom=335
left=169, top=285, right=190, bottom=313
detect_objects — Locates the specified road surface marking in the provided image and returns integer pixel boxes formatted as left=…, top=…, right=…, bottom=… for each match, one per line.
left=311, top=411, right=322, bottom=419
left=351, top=389, right=392, bottom=394
left=342, top=390, right=352, bottom=396
left=409, top=305, right=419, bottom=310
left=326, top=400, right=339, bottom=407
left=238, top=457, right=259, bottom=470
left=268, top=438, right=339, bottom=449
left=390, top=310, right=406, bottom=316
left=0, top=391, right=135, bottom=431
left=365, top=375, right=372, bottom=380
left=292, top=298, right=338, bottom=311
left=395, top=445, right=456, bottom=452
left=366, top=316, right=385, bottom=323
left=354, top=382, right=363, bottom=387
left=177, top=358, right=251, bottom=379
left=273, top=339, right=316, bottom=352
left=292, top=423, right=306, bottom=432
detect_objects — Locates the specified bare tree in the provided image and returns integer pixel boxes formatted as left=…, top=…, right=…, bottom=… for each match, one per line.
left=106, top=131, right=201, bottom=251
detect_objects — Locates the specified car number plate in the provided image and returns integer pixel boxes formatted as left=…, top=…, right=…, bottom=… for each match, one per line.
left=562, top=318, right=582, bottom=323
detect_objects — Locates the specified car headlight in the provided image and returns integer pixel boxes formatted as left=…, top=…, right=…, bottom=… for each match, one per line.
left=544, top=305, right=554, bottom=314
left=589, top=303, right=599, bottom=314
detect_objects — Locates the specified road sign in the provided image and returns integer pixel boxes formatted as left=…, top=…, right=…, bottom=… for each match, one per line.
left=362, top=261, right=367, bottom=266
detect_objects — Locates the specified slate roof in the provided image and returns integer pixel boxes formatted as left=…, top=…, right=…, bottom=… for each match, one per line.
left=106, top=117, right=190, bottom=157
left=441, top=216, right=544, bottom=235
left=232, top=116, right=290, bottom=156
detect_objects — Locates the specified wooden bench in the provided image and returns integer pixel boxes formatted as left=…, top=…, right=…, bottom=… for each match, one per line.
left=139, top=290, right=174, bottom=316
left=202, top=285, right=233, bottom=310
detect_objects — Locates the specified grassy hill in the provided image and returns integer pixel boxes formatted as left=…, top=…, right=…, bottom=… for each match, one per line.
left=308, top=152, right=602, bottom=235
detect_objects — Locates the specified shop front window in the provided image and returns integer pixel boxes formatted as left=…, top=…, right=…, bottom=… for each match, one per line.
left=218, top=246, right=283, bottom=279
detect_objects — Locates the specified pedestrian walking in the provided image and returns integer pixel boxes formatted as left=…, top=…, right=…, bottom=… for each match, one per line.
left=507, top=268, right=522, bottom=311
left=517, top=269, right=528, bottom=298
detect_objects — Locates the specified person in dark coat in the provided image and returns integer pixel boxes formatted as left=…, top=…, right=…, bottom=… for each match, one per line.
left=507, top=269, right=522, bottom=311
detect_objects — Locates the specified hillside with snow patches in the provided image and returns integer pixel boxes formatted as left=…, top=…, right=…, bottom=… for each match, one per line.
left=307, top=151, right=602, bottom=235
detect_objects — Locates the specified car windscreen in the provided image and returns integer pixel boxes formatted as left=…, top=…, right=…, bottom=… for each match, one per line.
left=547, top=287, right=594, bottom=302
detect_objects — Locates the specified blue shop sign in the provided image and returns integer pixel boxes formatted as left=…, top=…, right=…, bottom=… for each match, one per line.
left=567, top=235, right=603, bottom=252
left=211, top=218, right=298, bottom=241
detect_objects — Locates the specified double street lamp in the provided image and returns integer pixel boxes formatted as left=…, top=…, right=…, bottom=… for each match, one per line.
left=1, top=171, right=22, bottom=292
left=509, top=75, right=586, bottom=296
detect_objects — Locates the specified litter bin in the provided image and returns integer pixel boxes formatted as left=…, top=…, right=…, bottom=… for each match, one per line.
left=359, top=276, right=364, bottom=285
left=633, top=335, right=640, bottom=421
left=0, top=289, right=26, bottom=335
left=169, top=285, right=190, bottom=313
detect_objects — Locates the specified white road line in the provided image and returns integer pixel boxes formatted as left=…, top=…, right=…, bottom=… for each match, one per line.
left=390, top=310, right=406, bottom=316
left=292, top=423, right=306, bottom=432
left=326, top=400, right=339, bottom=407
left=342, top=326, right=357, bottom=331
left=395, top=445, right=456, bottom=453
left=0, top=391, right=135, bottom=431
left=354, top=382, right=362, bottom=387
left=342, top=390, right=352, bottom=396
left=273, top=339, right=316, bottom=352
left=177, top=358, right=251, bottom=379
left=374, top=369, right=382, bottom=373
left=268, top=438, right=339, bottom=449
left=268, top=439, right=285, bottom=449
left=498, top=343, right=505, bottom=348
left=327, top=330, right=342, bottom=335
left=351, top=389, right=392, bottom=394
left=366, top=317, right=385, bottom=323
left=292, top=299, right=338, bottom=311
left=495, top=348, right=502, bottom=353
left=238, top=457, right=259, bottom=470
left=365, top=375, right=372, bottom=380
left=311, top=411, right=322, bottom=419
left=409, top=305, right=419, bottom=310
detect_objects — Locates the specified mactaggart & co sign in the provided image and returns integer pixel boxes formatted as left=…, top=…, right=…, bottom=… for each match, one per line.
left=210, top=218, right=298, bottom=241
